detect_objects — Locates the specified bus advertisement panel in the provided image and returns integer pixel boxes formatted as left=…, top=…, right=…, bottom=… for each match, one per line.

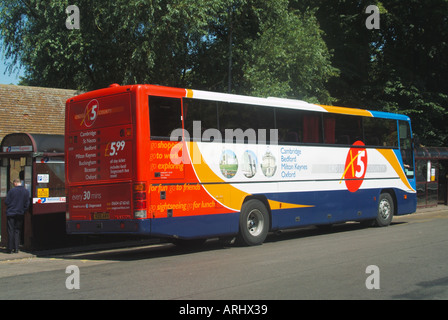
left=66, top=90, right=135, bottom=226
left=65, top=84, right=416, bottom=245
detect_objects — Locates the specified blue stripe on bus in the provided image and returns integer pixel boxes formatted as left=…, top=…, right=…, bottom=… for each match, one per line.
left=265, top=188, right=416, bottom=230
left=67, top=188, right=416, bottom=238
left=150, top=213, right=240, bottom=239
left=369, top=110, right=411, bottom=121
left=266, top=189, right=377, bottom=229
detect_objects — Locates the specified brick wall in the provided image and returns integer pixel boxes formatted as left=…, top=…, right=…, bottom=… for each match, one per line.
left=0, top=84, right=80, bottom=141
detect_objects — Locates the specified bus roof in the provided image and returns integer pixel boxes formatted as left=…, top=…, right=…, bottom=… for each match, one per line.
left=67, top=84, right=411, bottom=121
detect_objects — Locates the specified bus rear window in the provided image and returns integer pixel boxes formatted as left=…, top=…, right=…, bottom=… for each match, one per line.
left=149, top=96, right=182, bottom=140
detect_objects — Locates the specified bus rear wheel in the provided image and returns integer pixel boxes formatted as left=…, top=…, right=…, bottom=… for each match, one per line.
left=374, top=193, right=394, bottom=227
left=237, top=199, right=270, bottom=246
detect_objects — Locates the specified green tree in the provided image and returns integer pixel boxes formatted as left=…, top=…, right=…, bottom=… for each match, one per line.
left=370, top=0, right=448, bottom=146
left=300, top=0, right=448, bottom=146
left=188, top=0, right=338, bottom=103
left=1, top=0, right=337, bottom=104
left=242, top=6, right=339, bottom=103
left=1, top=0, right=221, bottom=90
left=291, top=0, right=380, bottom=108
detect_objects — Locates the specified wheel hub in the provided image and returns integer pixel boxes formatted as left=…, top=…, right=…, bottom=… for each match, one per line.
left=247, top=209, right=264, bottom=236
left=379, top=199, right=391, bottom=220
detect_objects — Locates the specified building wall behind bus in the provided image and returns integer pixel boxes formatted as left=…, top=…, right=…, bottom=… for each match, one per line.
left=0, top=84, right=78, bottom=141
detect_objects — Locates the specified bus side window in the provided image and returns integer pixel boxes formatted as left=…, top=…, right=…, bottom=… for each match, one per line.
left=276, top=109, right=322, bottom=145
left=323, top=113, right=363, bottom=145
left=363, top=117, right=398, bottom=147
left=149, top=96, right=182, bottom=140
left=183, top=99, right=219, bottom=142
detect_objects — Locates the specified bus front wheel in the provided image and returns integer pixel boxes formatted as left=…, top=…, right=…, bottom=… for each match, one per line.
left=237, top=199, right=270, bottom=246
left=374, top=193, right=394, bottom=227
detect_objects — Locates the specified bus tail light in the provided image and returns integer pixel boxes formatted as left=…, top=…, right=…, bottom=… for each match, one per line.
left=133, top=182, right=147, bottom=219
left=134, top=201, right=146, bottom=210
left=133, top=183, right=146, bottom=192
left=133, top=192, right=146, bottom=201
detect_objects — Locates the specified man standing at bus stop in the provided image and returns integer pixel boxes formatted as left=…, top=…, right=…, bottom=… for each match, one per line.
left=5, top=179, right=29, bottom=253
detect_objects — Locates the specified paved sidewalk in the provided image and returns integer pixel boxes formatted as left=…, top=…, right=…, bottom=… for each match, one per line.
left=1, top=205, right=447, bottom=262
left=0, top=238, right=160, bottom=262
left=0, top=248, right=35, bottom=261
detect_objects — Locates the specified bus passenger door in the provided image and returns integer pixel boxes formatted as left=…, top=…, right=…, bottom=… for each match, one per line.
left=399, top=121, right=416, bottom=188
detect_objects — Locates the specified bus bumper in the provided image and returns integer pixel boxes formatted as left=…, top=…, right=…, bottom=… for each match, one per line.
left=66, top=213, right=240, bottom=239
left=66, top=219, right=151, bottom=234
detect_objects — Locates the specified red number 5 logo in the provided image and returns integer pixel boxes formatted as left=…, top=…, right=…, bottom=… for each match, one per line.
left=341, top=141, right=368, bottom=192
left=81, top=99, right=99, bottom=127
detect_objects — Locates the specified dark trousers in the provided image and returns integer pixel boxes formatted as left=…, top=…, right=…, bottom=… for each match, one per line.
left=7, top=215, right=24, bottom=251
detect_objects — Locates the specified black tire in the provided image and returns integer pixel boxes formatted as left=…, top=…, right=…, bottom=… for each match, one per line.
left=236, top=199, right=270, bottom=246
left=374, top=193, right=394, bottom=227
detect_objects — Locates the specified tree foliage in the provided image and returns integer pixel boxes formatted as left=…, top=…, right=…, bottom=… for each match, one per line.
left=304, top=0, right=448, bottom=146
left=1, top=0, right=448, bottom=145
left=0, top=0, right=336, bottom=103
left=369, top=0, right=448, bottom=146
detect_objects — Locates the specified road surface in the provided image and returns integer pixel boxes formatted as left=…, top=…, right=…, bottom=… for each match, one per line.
left=1, top=208, right=447, bottom=301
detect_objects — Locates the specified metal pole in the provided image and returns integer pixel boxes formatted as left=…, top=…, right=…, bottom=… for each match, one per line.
left=228, top=8, right=233, bottom=93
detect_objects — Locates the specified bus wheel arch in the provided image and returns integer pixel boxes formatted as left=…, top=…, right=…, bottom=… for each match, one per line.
left=243, top=195, right=272, bottom=227
left=375, top=189, right=396, bottom=227
left=380, top=189, right=397, bottom=215
left=236, top=196, right=271, bottom=246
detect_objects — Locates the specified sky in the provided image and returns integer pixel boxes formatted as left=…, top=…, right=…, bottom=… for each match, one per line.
left=0, top=55, right=23, bottom=85
left=0, top=39, right=23, bottom=85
